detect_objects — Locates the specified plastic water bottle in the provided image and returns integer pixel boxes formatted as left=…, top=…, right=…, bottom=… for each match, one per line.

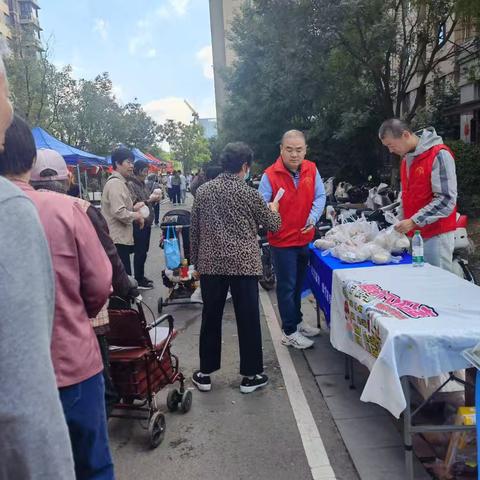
left=412, top=231, right=424, bottom=267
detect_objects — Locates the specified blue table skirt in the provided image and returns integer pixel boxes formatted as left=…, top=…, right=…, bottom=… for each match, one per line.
left=305, top=244, right=412, bottom=325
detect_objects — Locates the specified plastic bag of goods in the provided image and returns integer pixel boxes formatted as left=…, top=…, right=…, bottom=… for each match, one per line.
left=369, top=245, right=392, bottom=264
left=313, top=238, right=336, bottom=251
left=331, top=244, right=371, bottom=264
left=374, top=227, right=410, bottom=254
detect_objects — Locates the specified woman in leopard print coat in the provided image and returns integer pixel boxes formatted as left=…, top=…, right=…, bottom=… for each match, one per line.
left=190, top=142, right=281, bottom=394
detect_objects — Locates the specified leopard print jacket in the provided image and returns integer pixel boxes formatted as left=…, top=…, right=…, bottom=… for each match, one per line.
left=190, top=173, right=281, bottom=276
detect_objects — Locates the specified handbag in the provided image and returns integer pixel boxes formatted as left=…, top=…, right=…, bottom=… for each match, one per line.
left=164, top=226, right=181, bottom=269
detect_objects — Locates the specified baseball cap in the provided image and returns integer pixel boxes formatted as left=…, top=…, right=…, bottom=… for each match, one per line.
left=31, top=148, right=69, bottom=181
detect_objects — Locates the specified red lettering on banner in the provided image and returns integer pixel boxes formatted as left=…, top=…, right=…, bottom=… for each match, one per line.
left=358, top=284, right=438, bottom=319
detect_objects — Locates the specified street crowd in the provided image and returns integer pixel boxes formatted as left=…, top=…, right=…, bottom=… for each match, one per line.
left=0, top=47, right=459, bottom=480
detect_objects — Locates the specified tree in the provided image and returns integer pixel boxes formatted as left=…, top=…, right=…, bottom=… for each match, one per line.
left=121, top=101, right=159, bottom=151
left=5, top=36, right=52, bottom=124
left=6, top=43, right=162, bottom=156
left=223, top=0, right=479, bottom=183
left=319, top=0, right=480, bottom=122
left=158, top=120, right=211, bottom=172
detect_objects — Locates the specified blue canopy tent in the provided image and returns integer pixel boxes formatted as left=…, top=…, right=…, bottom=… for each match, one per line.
left=32, top=127, right=108, bottom=167
left=32, top=127, right=108, bottom=198
left=105, top=147, right=157, bottom=166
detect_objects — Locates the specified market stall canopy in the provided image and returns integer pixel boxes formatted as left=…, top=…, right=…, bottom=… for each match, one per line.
left=145, top=152, right=174, bottom=173
left=105, top=146, right=157, bottom=166
left=32, top=127, right=108, bottom=167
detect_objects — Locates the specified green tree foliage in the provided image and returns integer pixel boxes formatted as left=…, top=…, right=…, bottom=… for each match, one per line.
left=446, top=140, right=480, bottom=216
left=6, top=40, right=160, bottom=156
left=158, top=119, right=211, bottom=173
left=222, top=0, right=479, bottom=181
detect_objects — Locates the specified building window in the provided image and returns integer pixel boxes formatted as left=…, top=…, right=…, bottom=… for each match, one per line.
left=438, top=22, right=447, bottom=47
left=475, top=81, right=480, bottom=101
left=20, top=2, right=31, bottom=19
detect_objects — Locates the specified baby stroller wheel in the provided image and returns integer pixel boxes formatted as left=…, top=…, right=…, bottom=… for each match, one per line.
left=148, top=411, right=166, bottom=448
left=180, top=390, right=193, bottom=414
left=157, top=297, right=163, bottom=315
left=167, top=389, right=181, bottom=412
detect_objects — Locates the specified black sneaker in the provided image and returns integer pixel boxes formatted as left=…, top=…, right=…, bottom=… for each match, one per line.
left=240, top=374, right=269, bottom=394
left=192, top=370, right=211, bottom=392
left=143, top=276, right=154, bottom=285
left=137, top=279, right=154, bottom=290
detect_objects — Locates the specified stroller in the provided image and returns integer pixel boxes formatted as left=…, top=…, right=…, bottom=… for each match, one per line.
left=158, top=209, right=203, bottom=314
left=107, top=297, right=192, bottom=448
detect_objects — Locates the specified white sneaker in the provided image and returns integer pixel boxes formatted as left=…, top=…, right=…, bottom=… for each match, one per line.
left=298, top=321, right=321, bottom=337
left=281, top=331, right=314, bottom=349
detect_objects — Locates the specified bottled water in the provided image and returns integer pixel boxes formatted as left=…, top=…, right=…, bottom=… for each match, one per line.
left=412, top=230, right=424, bottom=267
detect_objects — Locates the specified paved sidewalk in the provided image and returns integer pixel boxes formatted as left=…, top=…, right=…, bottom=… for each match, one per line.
left=300, top=298, right=430, bottom=480
left=109, top=197, right=314, bottom=479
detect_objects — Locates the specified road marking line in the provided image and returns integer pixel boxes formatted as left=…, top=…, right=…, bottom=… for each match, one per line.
left=260, top=290, right=336, bottom=480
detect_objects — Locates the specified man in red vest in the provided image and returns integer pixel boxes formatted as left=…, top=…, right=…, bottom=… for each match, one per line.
left=379, top=118, right=457, bottom=272
left=259, top=130, right=326, bottom=349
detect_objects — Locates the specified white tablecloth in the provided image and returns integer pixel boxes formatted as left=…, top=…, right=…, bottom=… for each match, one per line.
left=330, top=263, right=480, bottom=418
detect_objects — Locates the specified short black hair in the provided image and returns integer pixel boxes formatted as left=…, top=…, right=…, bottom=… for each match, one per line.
left=205, top=163, right=222, bottom=180
left=220, top=142, right=253, bottom=174
left=0, top=114, right=36, bottom=176
left=378, top=118, right=412, bottom=139
left=111, top=147, right=134, bottom=170
left=133, top=160, right=149, bottom=175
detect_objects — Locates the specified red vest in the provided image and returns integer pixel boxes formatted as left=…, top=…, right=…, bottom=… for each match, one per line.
left=401, top=144, right=457, bottom=239
left=266, top=157, right=317, bottom=247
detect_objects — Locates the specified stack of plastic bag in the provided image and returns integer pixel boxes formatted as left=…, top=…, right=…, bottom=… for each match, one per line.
left=313, top=218, right=409, bottom=265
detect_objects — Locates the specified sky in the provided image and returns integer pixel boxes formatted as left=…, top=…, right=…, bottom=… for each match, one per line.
left=40, top=0, right=216, bottom=124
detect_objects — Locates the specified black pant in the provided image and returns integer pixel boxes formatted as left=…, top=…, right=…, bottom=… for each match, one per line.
left=115, top=244, right=132, bottom=276
left=133, top=224, right=151, bottom=281
left=171, top=185, right=181, bottom=204
left=96, top=334, right=119, bottom=417
left=154, top=203, right=160, bottom=225
left=199, top=275, right=263, bottom=377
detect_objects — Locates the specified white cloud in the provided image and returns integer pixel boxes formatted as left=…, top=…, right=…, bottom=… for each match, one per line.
left=146, top=48, right=157, bottom=58
left=156, top=0, right=191, bottom=19
left=129, top=2, right=191, bottom=57
left=196, top=45, right=214, bottom=80
left=169, top=0, right=191, bottom=16
left=143, top=97, right=195, bottom=124
left=93, top=18, right=108, bottom=41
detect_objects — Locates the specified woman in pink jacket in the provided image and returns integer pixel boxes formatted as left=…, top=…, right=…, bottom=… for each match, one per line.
left=1, top=114, right=115, bottom=480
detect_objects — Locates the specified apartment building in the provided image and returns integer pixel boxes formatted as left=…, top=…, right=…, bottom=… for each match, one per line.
left=403, top=18, right=479, bottom=143
left=0, top=0, right=42, bottom=49
left=209, top=0, right=245, bottom=124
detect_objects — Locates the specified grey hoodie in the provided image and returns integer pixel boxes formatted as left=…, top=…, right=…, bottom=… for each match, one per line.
left=402, top=127, right=457, bottom=228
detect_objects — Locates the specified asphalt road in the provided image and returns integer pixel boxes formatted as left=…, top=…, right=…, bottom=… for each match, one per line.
left=108, top=195, right=359, bottom=480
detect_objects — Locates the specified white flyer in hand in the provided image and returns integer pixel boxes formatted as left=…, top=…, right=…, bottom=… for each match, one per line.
left=273, top=187, right=285, bottom=203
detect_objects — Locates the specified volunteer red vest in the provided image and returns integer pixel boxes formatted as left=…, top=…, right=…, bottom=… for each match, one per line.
left=401, top=144, right=457, bottom=239
left=265, top=157, right=316, bottom=247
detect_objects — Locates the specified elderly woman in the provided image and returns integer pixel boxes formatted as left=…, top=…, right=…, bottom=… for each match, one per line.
left=190, top=142, right=281, bottom=394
